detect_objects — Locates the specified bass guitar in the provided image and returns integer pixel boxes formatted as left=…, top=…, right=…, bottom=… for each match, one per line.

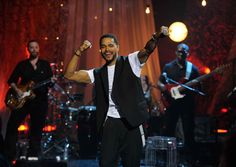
left=161, top=63, right=230, bottom=107
left=5, top=78, right=53, bottom=110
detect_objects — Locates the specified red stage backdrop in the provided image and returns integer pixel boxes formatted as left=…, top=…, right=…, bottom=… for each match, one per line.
left=0, top=0, right=161, bottom=114
left=0, top=0, right=236, bottom=119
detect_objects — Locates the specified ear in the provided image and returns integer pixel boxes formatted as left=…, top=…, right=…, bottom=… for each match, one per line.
left=175, top=51, right=178, bottom=56
left=117, top=44, right=120, bottom=51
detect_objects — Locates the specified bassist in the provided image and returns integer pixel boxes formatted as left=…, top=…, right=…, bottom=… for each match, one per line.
left=157, top=43, right=199, bottom=164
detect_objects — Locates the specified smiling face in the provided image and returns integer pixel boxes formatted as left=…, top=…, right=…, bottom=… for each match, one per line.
left=99, top=35, right=119, bottom=66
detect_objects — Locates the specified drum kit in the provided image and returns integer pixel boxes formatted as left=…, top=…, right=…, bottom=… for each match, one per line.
left=20, top=62, right=97, bottom=160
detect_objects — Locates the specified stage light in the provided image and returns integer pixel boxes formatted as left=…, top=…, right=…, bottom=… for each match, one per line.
left=201, top=0, right=207, bottom=7
left=216, top=129, right=228, bottom=134
left=220, top=107, right=228, bottom=113
left=56, top=36, right=60, bottom=40
left=203, top=67, right=211, bottom=74
left=18, top=124, right=28, bottom=131
left=12, top=160, right=17, bottom=165
left=145, top=5, right=150, bottom=14
left=43, top=125, right=57, bottom=132
left=109, top=7, right=113, bottom=12
left=50, top=62, right=56, bottom=67
left=169, top=22, right=188, bottom=42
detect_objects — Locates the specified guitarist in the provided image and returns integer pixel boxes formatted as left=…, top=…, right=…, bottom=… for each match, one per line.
left=3, top=40, right=53, bottom=162
left=157, top=43, right=200, bottom=164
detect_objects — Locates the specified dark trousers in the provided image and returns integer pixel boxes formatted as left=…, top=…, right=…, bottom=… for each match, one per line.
left=163, top=101, right=195, bottom=153
left=3, top=98, right=47, bottom=160
left=100, top=117, right=142, bottom=167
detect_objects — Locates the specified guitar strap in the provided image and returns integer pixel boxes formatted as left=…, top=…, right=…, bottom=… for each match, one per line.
left=185, top=61, right=192, bottom=80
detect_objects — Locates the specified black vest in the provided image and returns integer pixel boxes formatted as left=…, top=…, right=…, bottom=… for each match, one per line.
left=94, top=56, right=149, bottom=133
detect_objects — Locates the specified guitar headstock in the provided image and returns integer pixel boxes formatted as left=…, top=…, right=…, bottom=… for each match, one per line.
left=213, top=63, right=231, bottom=74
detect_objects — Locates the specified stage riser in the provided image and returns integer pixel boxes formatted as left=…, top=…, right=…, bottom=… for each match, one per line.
left=14, top=160, right=100, bottom=167
left=14, top=160, right=67, bottom=167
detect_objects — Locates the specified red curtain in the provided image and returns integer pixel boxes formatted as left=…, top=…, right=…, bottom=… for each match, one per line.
left=0, top=0, right=161, bottom=125
left=63, top=0, right=161, bottom=104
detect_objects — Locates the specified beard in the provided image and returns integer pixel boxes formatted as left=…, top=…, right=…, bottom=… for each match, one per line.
left=29, top=52, right=39, bottom=59
left=102, top=53, right=117, bottom=65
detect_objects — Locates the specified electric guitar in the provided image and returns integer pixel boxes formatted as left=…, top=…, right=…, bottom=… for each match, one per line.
left=5, top=78, right=53, bottom=110
left=161, top=63, right=231, bottom=107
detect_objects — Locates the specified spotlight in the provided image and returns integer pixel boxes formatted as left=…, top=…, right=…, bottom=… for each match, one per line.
left=18, top=124, right=28, bottom=131
left=203, top=67, right=211, bottom=74
left=201, top=0, right=207, bottom=7
left=220, top=107, right=228, bottom=113
left=169, top=22, right=188, bottom=42
left=145, top=5, right=150, bottom=14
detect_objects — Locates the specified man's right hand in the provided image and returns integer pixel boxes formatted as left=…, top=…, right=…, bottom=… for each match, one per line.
left=10, top=83, right=23, bottom=97
left=16, top=88, right=24, bottom=98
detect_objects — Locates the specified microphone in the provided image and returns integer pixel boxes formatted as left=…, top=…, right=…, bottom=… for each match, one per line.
left=162, top=72, right=169, bottom=83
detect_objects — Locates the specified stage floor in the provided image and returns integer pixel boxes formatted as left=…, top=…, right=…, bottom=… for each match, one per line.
left=12, top=158, right=218, bottom=167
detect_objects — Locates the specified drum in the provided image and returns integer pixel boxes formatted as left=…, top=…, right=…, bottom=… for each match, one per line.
left=77, top=106, right=97, bottom=158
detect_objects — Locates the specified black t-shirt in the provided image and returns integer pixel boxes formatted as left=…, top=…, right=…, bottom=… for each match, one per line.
left=8, top=58, right=53, bottom=99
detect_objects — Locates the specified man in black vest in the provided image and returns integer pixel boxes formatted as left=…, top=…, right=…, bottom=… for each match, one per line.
left=65, top=26, right=168, bottom=167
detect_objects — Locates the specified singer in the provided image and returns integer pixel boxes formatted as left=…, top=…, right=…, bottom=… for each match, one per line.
left=64, top=26, right=168, bottom=167
left=157, top=43, right=200, bottom=165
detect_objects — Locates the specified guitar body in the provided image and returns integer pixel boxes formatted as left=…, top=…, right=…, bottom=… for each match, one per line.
left=5, top=81, right=36, bottom=110
left=160, top=82, right=186, bottom=110
left=160, top=91, right=174, bottom=110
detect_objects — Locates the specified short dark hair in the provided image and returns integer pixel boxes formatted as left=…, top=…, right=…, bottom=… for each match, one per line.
left=177, top=43, right=189, bottom=52
left=99, top=34, right=119, bottom=47
left=27, top=39, right=39, bottom=48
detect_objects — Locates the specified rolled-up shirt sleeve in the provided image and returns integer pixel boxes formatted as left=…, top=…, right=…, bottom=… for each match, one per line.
left=86, top=69, right=95, bottom=83
left=128, top=51, right=145, bottom=78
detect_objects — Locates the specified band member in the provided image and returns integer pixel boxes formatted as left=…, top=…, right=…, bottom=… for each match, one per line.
left=140, top=75, right=152, bottom=109
left=3, top=40, right=53, bottom=161
left=65, top=26, right=168, bottom=167
left=157, top=43, right=200, bottom=161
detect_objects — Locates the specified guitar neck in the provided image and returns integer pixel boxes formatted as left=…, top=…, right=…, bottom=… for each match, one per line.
left=33, top=78, right=52, bottom=90
left=189, top=71, right=217, bottom=86
left=171, top=63, right=230, bottom=94
left=178, top=70, right=217, bottom=93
